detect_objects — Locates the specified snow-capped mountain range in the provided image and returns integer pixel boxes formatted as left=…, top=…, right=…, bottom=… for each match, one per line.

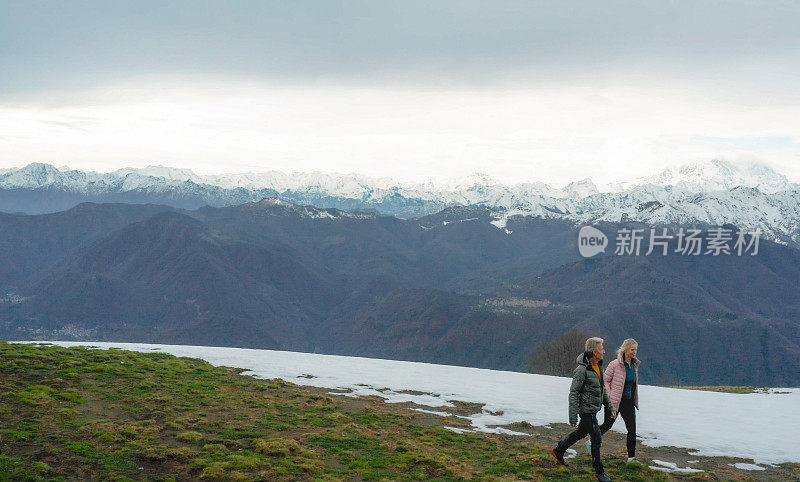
left=2, top=159, right=799, bottom=246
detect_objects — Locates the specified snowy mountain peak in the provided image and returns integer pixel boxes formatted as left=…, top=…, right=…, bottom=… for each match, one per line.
left=624, top=159, right=792, bottom=194
left=113, top=165, right=202, bottom=183
left=435, top=172, right=500, bottom=191
left=561, top=178, right=599, bottom=198
left=24, top=162, right=60, bottom=175
left=0, top=162, right=63, bottom=188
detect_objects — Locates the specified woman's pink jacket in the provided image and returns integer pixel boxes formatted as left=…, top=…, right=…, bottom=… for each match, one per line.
left=604, top=353, right=640, bottom=410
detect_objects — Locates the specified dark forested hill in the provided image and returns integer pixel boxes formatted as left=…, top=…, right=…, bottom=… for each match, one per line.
left=0, top=202, right=178, bottom=290
left=0, top=199, right=797, bottom=386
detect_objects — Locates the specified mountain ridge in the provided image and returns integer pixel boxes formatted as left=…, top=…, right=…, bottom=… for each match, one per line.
left=2, top=159, right=799, bottom=245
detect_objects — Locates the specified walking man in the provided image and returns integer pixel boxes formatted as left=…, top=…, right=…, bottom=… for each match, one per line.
left=551, top=337, right=616, bottom=482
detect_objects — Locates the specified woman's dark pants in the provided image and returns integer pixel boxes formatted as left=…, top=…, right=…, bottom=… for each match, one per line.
left=600, top=397, right=636, bottom=457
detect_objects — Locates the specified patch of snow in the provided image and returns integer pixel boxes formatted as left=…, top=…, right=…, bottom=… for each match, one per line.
left=490, top=208, right=530, bottom=230
left=307, top=209, right=337, bottom=219
left=442, top=217, right=479, bottom=226
left=480, top=426, right=531, bottom=437
left=730, top=463, right=766, bottom=471
left=767, top=388, right=793, bottom=394
left=409, top=408, right=458, bottom=418
left=489, top=218, right=506, bottom=229
left=333, top=384, right=455, bottom=408
left=650, top=460, right=704, bottom=474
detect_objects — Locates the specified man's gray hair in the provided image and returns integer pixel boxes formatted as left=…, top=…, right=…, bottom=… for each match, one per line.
left=584, top=337, right=604, bottom=354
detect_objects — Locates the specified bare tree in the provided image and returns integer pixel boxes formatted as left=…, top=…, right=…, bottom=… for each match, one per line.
left=528, top=330, right=590, bottom=377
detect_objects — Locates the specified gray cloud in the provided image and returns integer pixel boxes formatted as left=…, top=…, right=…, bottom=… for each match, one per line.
left=2, top=1, right=800, bottom=97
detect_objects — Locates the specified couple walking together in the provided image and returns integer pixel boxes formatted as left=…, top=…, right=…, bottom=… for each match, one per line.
left=551, top=337, right=640, bottom=482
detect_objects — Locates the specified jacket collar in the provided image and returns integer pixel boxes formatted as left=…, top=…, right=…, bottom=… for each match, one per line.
left=577, top=351, right=604, bottom=368
left=617, top=352, right=640, bottom=368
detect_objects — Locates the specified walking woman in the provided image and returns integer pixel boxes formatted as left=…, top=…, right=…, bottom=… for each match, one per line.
left=600, top=338, right=640, bottom=463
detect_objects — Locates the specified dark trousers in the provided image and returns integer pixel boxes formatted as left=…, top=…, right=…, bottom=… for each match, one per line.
left=600, top=396, right=636, bottom=457
left=555, top=412, right=604, bottom=475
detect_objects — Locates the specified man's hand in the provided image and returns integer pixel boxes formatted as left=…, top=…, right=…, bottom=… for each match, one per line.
left=570, top=421, right=577, bottom=427
left=611, top=411, right=617, bottom=419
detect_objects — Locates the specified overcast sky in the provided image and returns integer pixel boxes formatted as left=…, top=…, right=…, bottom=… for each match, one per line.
left=1, top=0, right=799, bottom=185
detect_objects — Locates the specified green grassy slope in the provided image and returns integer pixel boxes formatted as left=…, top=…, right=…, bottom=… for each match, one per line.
left=0, top=342, right=677, bottom=480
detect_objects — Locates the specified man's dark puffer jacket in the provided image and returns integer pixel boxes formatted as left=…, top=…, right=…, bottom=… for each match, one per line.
left=568, top=351, right=616, bottom=425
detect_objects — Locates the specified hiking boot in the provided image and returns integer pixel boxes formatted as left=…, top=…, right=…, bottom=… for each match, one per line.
left=550, top=447, right=567, bottom=466
left=626, top=457, right=641, bottom=464
left=595, top=473, right=612, bottom=482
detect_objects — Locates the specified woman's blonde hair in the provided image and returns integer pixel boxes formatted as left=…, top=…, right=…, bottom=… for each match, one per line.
left=616, top=338, right=638, bottom=357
